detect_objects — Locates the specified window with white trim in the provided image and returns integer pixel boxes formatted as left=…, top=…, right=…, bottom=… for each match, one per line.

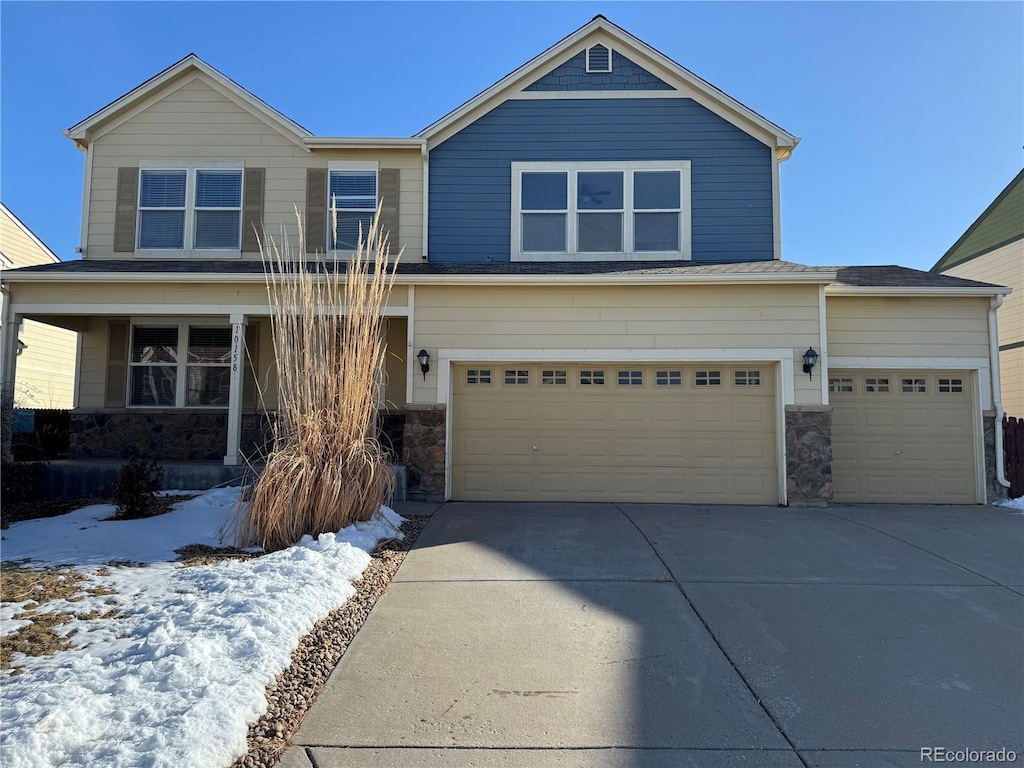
left=138, top=167, right=243, bottom=251
left=512, top=161, right=690, bottom=261
left=329, top=162, right=378, bottom=251
left=129, top=324, right=231, bottom=407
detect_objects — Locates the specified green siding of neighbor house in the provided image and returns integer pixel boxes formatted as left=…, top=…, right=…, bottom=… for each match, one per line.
left=932, top=169, right=1024, bottom=272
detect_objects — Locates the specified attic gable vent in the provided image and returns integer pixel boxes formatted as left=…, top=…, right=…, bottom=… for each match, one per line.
left=586, top=44, right=612, bottom=73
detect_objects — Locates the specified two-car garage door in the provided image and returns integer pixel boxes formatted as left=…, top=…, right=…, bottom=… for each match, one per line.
left=452, top=363, right=777, bottom=503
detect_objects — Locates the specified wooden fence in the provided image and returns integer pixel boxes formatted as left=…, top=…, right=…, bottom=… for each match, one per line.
left=1005, top=416, right=1024, bottom=499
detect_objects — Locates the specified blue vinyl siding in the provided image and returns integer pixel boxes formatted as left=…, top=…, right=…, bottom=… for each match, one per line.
left=525, top=51, right=674, bottom=92
left=428, top=99, right=774, bottom=263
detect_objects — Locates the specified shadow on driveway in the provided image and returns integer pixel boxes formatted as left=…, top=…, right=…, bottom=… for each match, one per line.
left=286, top=502, right=1024, bottom=768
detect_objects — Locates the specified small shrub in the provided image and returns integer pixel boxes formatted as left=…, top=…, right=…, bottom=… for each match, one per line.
left=109, top=458, right=164, bottom=520
left=1, top=460, right=46, bottom=510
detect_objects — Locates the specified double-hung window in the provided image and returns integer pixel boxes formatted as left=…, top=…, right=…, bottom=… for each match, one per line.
left=512, top=160, right=690, bottom=261
left=138, top=164, right=243, bottom=253
left=329, top=162, right=378, bottom=251
left=129, top=324, right=232, bottom=407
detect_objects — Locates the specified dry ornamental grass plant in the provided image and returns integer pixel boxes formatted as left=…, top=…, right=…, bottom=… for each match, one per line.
left=228, top=206, right=400, bottom=551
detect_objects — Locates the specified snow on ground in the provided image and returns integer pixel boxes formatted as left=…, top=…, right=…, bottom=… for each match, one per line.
left=0, top=488, right=403, bottom=768
left=995, top=496, right=1024, bottom=513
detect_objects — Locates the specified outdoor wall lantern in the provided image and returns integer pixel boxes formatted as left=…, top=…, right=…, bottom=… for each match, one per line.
left=802, top=347, right=819, bottom=380
left=417, top=349, right=430, bottom=380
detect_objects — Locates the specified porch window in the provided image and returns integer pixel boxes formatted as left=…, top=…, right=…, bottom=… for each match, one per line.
left=128, top=324, right=232, bottom=408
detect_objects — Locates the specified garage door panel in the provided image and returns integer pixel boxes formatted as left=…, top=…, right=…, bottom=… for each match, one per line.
left=830, top=369, right=976, bottom=503
left=453, top=363, right=778, bottom=503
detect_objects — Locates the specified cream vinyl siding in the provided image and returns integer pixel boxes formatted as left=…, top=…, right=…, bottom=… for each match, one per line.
left=87, top=75, right=423, bottom=259
left=941, top=240, right=1023, bottom=416
left=830, top=369, right=977, bottom=503
left=1, top=207, right=78, bottom=409
left=1, top=209, right=55, bottom=267
left=825, top=296, right=992, bottom=359
left=15, top=320, right=77, bottom=409
left=452, top=362, right=777, bottom=503
left=412, top=284, right=823, bottom=406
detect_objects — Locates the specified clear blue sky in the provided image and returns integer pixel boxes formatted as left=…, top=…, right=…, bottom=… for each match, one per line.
left=1, top=1, right=1021, bottom=271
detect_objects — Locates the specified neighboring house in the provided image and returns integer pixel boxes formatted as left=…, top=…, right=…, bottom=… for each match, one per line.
left=0, top=17, right=1011, bottom=503
left=0, top=203, right=78, bottom=409
left=932, top=170, right=1023, bottom=418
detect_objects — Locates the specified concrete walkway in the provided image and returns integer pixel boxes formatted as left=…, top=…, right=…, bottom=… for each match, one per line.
left=281, top=502, right=1024, bottom=768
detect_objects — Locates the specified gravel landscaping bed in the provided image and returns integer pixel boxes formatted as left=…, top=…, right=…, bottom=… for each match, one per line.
left=231, top=514, right=429, bottom=768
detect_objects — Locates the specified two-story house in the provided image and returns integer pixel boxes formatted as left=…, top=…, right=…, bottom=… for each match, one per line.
left=0, top=17, right=1011, bottom=504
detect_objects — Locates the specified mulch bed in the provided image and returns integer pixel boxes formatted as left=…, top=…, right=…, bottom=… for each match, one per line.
left=231, top=514, right=429, bottom=768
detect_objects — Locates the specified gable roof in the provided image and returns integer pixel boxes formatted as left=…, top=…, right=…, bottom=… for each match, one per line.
left=932, top=169, right=1024, bottom=273
left=0, top=203, right=60, bottom=267
left=416, top=15, right=800, bottom=158
left=64, top=54, right=314, bottom=150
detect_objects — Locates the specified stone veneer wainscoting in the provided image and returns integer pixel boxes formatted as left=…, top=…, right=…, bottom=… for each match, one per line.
left=402, top=405, right=446, bottom=501
left=785, top=405, right=833, bottom=505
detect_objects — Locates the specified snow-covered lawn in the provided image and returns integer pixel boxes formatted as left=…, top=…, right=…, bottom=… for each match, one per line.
left=0, top=488, right=403, bottom=768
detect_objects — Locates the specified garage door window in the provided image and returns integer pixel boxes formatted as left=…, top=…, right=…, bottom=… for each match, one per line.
left=901, top=378, right=927, bottom=394
left=939, top=378, right=963, bottom=393
left=829, top=377, right=853, bottom=393
left=579, top=370, right=605, bottom=386
left=864, top=377, right=890, bottom=393
left=504, top=370, right=530, bottom=385
left=695, top=370, right=722, bottom=386
left=617, top=370, right=643, bottom=386
left=734, top=370, right=761, bottom=387
left=466, top=369, right=492, bottom=385
left=656, top=370, right=682, bottom=386
left=542, top=370, right=568, bottom=385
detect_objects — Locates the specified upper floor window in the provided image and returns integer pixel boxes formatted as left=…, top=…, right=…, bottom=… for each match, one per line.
left=511, top=161, right=691, bottom=261
left=329, top=162, right=378, bottom=251
left=138, top=167, right=242, bottom=251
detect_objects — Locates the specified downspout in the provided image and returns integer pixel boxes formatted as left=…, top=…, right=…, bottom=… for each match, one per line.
left=421, top=143, right=429, bottom=261
left=989, top=294, right=1011, bottom=492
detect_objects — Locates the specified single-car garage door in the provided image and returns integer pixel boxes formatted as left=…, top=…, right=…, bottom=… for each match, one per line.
left=452, top=363, right=778, bottom=503
left=830, top=370, right=977, bottom=503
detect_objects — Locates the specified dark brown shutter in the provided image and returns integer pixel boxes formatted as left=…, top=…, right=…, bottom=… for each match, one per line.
left=242, top=323, right=259, bottom=409
left=305, top=168, right=327, bottom=254
left=378, top=168, right=400, bottom=249
left=114, top=168, right=139, bottom=252
left=105, top=322, right=129, bottom=407
left=241, top=167, right=265, bottom=254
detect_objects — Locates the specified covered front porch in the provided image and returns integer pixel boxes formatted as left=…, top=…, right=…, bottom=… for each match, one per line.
left=1, top=276, right=415, bottom=475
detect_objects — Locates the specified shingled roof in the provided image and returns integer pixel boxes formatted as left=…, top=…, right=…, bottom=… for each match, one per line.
left=0, top=259, right=1007, bottom=290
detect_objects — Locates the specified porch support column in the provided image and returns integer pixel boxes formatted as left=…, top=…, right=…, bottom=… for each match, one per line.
left=0, top=299, right=23, bottom=461
left=223, top=313, right=248, bottom=467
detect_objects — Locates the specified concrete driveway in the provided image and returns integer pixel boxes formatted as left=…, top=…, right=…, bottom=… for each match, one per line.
left=284, top=502, right=1024, bottom=768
